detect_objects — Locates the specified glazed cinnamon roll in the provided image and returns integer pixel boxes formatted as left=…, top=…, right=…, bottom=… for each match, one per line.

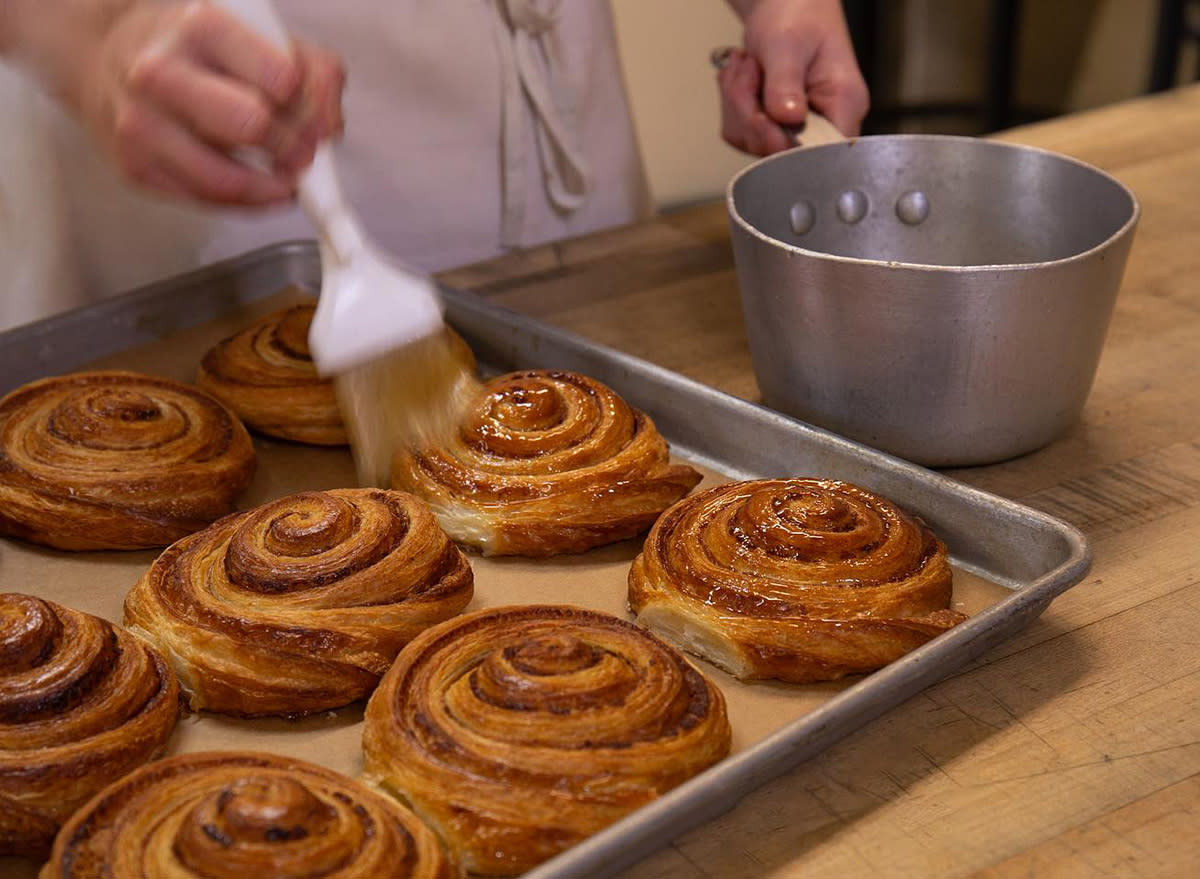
left=124, top=489, right=473, bottom=717
left=629, top=478, right=965, bottom=682
left=0, top=593, right=180, bottom=857
left=0, top=370, right=255, bottom=550
left=197, top=302, right=347, bottom=445
left=41, top=751, right=460, bottom=879
left=391, top=369, right=702, bottom=556
left=196, top=300, right=479, bottom=447
left=363, top=605, right=730, bottom=876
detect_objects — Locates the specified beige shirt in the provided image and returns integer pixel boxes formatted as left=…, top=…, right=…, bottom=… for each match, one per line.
left=0, top=0, right=651, bottom=331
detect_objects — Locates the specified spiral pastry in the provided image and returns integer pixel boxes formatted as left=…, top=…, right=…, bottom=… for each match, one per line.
left=363, top=605, right=731, bottom=876
left=197, top=302, right=347, bottom=445
left=124, top=488, right=473, bottom=717
left=197, top=302, right=478, bottom=446
left=0, top=370, right=256, bottom=550
left=41, top=751, right=460, bottom=879
left=628, top=478, right=965, bottom=682
left=391, top=369, right=702, bottom=556
left=0, top=593, right=180, bottom=857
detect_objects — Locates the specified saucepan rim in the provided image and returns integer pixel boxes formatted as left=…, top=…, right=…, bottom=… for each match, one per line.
left=726, top=133, right=1141, bottom=274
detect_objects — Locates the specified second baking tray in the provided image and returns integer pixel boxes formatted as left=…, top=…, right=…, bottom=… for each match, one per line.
left=0, top=242, right=1089, bottom=879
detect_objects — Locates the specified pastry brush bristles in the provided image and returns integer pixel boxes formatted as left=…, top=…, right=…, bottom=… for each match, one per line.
left=335, top=333, right=480, bottom=488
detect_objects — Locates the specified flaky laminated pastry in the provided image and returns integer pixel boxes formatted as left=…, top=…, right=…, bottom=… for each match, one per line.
left=0, top=370, right=255, bottom=550
left=41, top=751, right=460, bottom=879
left=391, top=369, right=702, bottom=556
left=197, top=301, right=348, bottom=445
left=196, top=299, right=479, bottom=447
left=363, top=605, right=731, bottom=876
left=124, top=489, right=473, bottom=717
left=0, top=593, right=180, bottom=857
left=629, top=478, right=966, bottom=681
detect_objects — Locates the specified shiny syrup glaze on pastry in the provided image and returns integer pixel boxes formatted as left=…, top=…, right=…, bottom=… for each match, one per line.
left=0, top=593, right=180, bottom=857
left=362, top=604, right=730, bottom=876
left=629, top=478, right=965, bottom=682
left=197, top=303, right=348, bottom=445
left=41, top=751, right=460, bottom=879
left=123, top=489, right=473, bottom=718
left=197, top=300, right=479, bottom=447
left=0, top=370, right=255, bottom=550
left=391, top=370, right=702, bottom=556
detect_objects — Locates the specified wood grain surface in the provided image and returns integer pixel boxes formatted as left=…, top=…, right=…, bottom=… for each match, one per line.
left=438, top=84, right=1200, bottom=879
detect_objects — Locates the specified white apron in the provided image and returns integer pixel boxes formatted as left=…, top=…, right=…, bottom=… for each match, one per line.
left=0, top=0, right=651, bottom=331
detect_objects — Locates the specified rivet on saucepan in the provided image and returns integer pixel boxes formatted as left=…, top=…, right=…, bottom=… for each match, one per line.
left=789, top=200, right=816, bottom=236
left=835, top=190, right=868, bottom=224
left=896, top=190, right=930, bottom=225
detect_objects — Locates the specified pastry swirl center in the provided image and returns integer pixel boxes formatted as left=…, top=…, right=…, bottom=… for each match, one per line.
left=176, top=777, right=351, bottom=878
left=734, top=485, right=881, bottom=561
left=222, top=491, right=404, bottom=594
left=466, top=632, right=640, bottom=718
left=457, top=372, right=611, bottom=461
left=264, top=493, right=357, bottom=557
left=490, top=382, right=564, bottom=431
left=94, top=389, right=160, bottom=421
left=273, top=306, right=314, bottom=359
left=218, top=777, right=332, bottom=840
left=0, top=594, right=60, bottom=672
left=778, top=492, right=856, bottom=531
left=48, top=388, right=187, bottom=450
left=0, top=595, right=118, bottom=722
left=506, top=635, right=601, bottom=676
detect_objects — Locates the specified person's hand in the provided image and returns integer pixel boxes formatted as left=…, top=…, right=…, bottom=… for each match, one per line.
left=719, top=0, right=868, bottom=155
left=72, top=1, right=344, bottom=205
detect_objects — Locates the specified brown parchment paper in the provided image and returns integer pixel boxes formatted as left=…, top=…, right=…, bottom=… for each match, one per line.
left=0, top=289, right=1011, bottom=877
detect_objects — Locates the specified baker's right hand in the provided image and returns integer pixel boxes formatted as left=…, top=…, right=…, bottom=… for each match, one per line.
left=74, top=1, right=344, bottom=206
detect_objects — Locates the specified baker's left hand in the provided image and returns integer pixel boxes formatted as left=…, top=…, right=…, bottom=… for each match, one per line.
left=719, top=0, right=869, bottom=155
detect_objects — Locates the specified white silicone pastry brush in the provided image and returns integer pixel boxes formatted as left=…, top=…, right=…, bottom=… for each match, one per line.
left=215, top=0, right=478, bottom=486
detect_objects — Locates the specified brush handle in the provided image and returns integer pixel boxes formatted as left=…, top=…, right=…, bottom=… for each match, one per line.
left=301, top=148, right=363, bottom=264
left=209, top=0, right=362, bottom=263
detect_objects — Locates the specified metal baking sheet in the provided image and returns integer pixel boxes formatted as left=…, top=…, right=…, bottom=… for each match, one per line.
left=0, top=242, right=1089, bottom=879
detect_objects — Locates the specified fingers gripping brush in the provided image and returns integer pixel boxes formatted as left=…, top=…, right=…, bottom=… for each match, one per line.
left=215, top=0, right=480, bottom=487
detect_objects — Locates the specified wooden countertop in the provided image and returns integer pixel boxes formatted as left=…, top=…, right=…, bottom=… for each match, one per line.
left=439, top=85, right=1200, bottom=879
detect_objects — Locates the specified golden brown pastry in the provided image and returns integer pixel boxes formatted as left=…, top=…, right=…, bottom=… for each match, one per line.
left=0, top=593, right=180, bottom=857
left=196, top=299, right=478, bottom=446
left=628, top=478, right=966, bottom=682
left=391, top=369, right=702, bottom=556
left=124, top=488, right=473, bottom=718
left=0, top=370, right=255, bottom=550
left=41, top=751, right=460, bottom=879
left=196, top=301, right=348, bottom=445
left=363, top=604, right=731, bottom=876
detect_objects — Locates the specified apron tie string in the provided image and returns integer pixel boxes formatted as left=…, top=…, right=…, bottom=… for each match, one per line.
left=492, top=0, right=591, bottom=248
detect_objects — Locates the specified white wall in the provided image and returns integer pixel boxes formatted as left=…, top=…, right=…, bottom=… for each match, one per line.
left=611, top=0, right=1159, bottom=209
left=610, top=0, right=755, bottom=210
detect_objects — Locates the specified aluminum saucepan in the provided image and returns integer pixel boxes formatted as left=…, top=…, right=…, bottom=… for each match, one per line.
left=726, top=128, right=1139, bottom=467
